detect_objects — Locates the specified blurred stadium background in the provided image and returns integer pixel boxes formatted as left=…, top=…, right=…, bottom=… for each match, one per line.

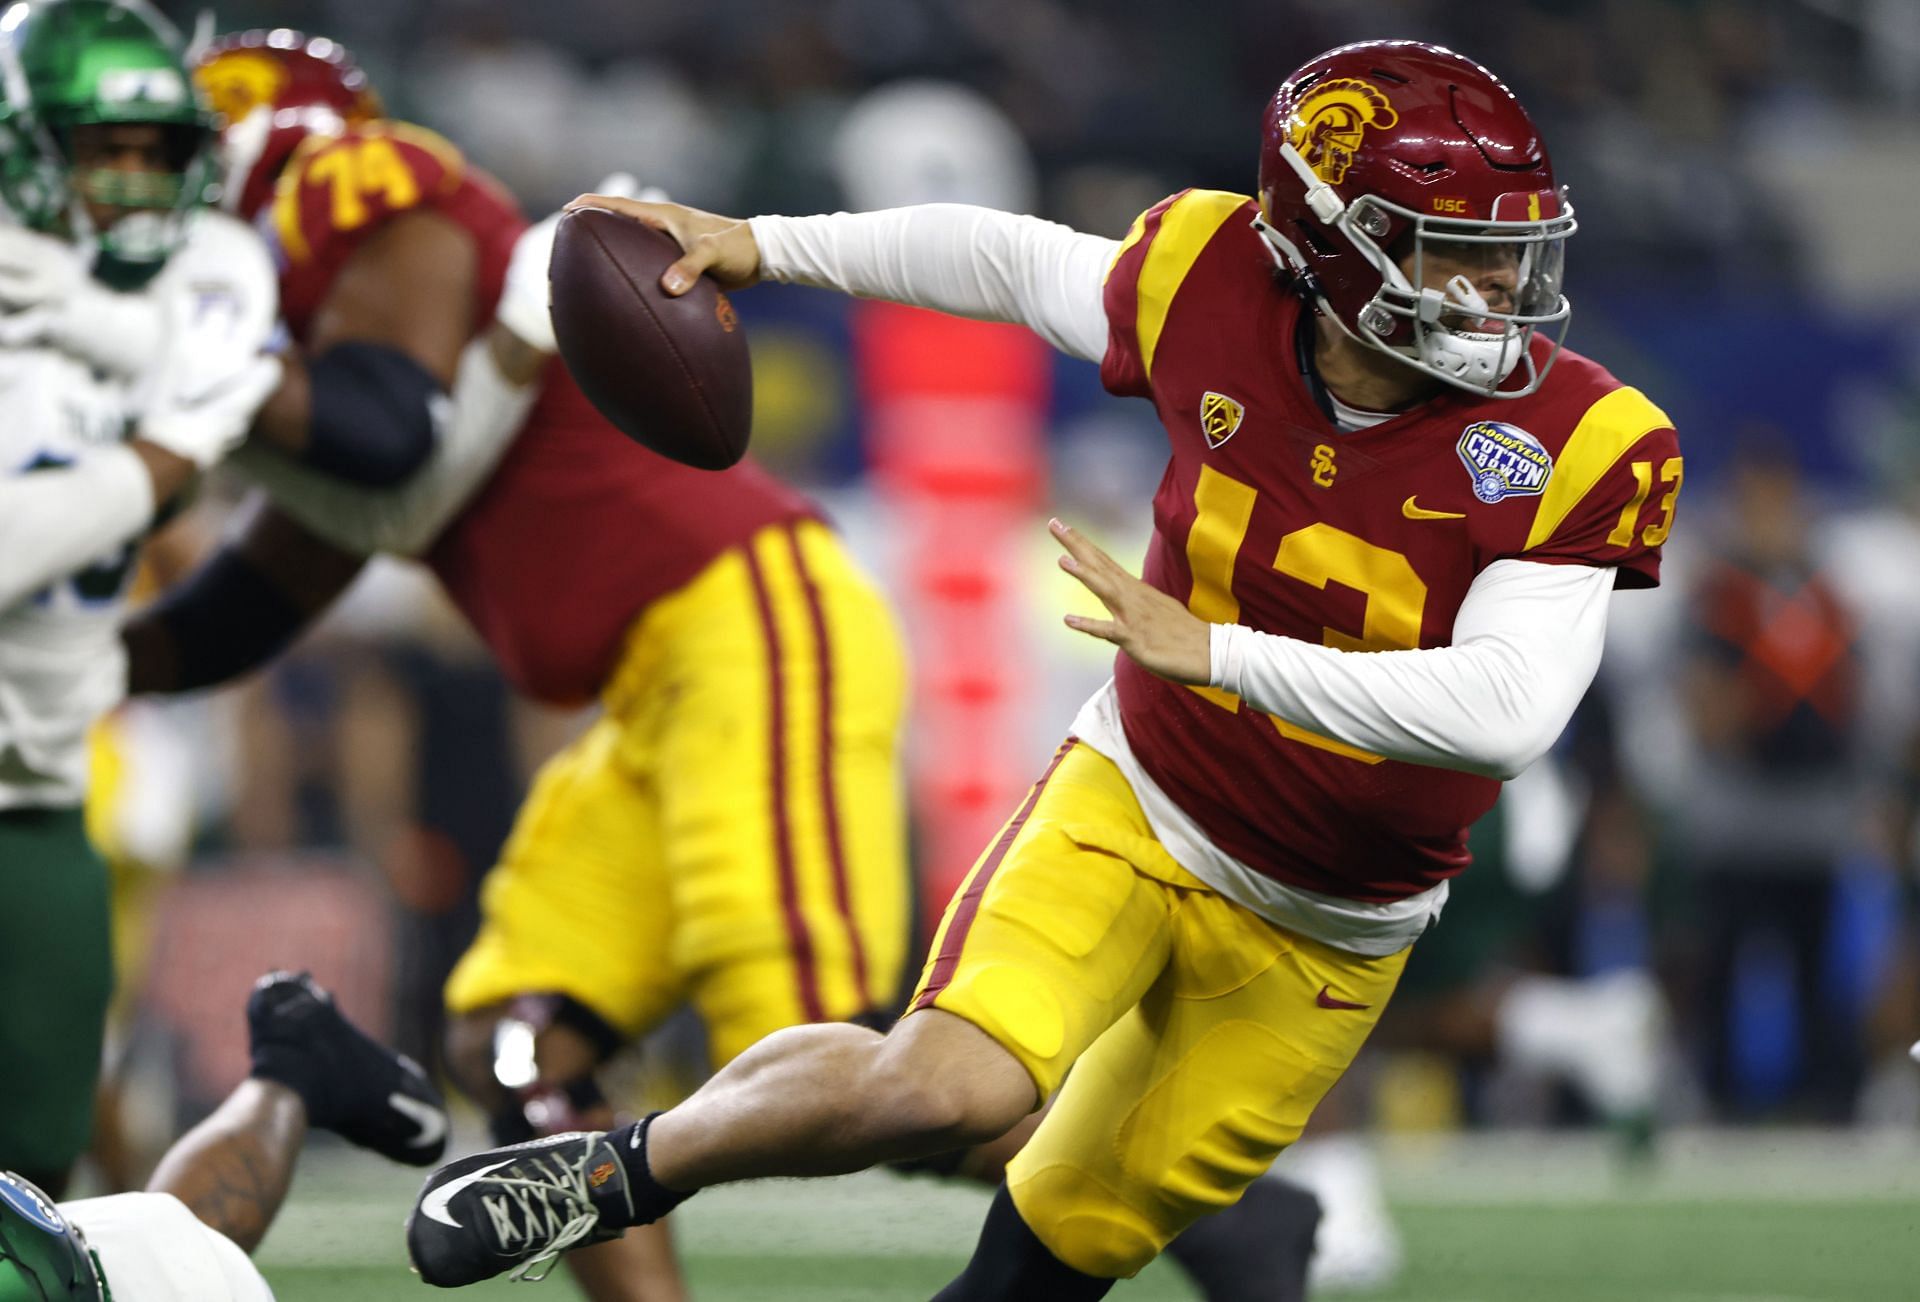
left=80, top=0, right=1920, bottom=1295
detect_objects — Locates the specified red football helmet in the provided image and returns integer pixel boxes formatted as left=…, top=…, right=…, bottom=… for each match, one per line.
left=192, top=29, right=383, bottom=223
left=1255, top=41, right=1575, bottom=398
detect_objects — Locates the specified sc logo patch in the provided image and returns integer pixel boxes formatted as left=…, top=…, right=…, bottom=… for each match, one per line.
left=1457, top=421, right=1552, bottom=503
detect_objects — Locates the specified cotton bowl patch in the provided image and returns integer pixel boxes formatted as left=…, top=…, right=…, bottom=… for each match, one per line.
left=1457, top=421, right=1553, bottom=503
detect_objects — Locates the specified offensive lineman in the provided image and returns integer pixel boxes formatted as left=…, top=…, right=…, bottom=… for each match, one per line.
left=125, top=31, right=913, bottom=1302
left=405, top=40, right=1686, bottom=1297
left=0, top=0, right=277, bottom=1197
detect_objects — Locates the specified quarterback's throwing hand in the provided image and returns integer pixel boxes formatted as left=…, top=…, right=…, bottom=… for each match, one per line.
left=1053, top=518, right=1211, bottom=686
left=565, top=193, right=761, bottom=296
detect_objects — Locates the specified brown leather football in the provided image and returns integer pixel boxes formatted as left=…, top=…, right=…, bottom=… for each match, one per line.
left=549, top=207, right=752, bottom=470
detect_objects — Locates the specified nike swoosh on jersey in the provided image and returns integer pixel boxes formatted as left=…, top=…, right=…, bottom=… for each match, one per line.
left=1402, top=496, right=1467, bottom=521
left=419, top=1158, right=515, bottom=1229
left=1315, top=984, right=1372, bottom=1011
left=391, top=1092, right=450, bottom=1151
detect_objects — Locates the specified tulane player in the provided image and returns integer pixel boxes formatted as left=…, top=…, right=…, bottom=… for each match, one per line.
left=0, top=0, right=277, bottom=1196
left=0, top=971, right=449, bottom=1302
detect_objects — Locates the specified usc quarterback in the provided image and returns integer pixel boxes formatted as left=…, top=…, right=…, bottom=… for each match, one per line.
left=406, top=39, right=1685, bottom=1297
left=128, top=29, right=1317, bottom=1302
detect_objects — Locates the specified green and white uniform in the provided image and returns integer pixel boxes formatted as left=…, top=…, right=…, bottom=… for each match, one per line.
left=0, top=0, right=277, bottom=1180
left=60, top=1194, right=273, bottom=1302
left=1, top=1173, right=272, bottom=1302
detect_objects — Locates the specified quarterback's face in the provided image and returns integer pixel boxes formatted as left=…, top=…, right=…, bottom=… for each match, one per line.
left=68, top=122, right=176, bottom=232
left=1399, top=237, right=1520, bottom=325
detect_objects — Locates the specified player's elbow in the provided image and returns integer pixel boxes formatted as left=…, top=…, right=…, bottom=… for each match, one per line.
left=1452, top=726, right=1554, bottom=782
left=1441, top=664, right=1566, bottom=780
left=302, top=342, right=446, bottom=487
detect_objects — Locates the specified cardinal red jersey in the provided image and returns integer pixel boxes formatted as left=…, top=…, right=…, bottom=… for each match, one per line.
left=264, top=121, right=815, bottom=705
left=1100, top=190, right=1682, bottom=902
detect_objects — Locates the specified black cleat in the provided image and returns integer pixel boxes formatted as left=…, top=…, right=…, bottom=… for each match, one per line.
left=406, top=1132, right=633, bottom=1286
left=247, top=970, right=449, bottom=1166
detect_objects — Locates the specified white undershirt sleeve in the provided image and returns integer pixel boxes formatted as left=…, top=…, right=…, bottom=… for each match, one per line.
left=0, top=446, right=154, bottom=611
left=1208, top=558, right=1615, bottom=781
left=749, top=205, right=1116, bottom=362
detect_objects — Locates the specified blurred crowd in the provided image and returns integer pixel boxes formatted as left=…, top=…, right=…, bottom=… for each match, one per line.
left=89, top=0, right=1920, bottom=1188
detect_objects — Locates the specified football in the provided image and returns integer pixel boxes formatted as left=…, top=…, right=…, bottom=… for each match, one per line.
left=548, top=207, right=753, bottom=470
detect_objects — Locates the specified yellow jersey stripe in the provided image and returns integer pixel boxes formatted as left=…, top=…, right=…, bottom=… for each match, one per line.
left=1136, top=190, right=1249, bottom=380
left=1525, top=386, right=1673, bottom=551
left=1104, top=208, right=1152, bottom=283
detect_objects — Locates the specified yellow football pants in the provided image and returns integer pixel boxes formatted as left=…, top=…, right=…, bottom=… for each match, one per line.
left=911, top=740, right=1408, bottom=1277
left=446, top=519, right=911, bottom=1066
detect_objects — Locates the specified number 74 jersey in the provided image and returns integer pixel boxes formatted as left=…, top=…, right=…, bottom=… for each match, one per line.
left=1098, top=189, right=1682, bottom=905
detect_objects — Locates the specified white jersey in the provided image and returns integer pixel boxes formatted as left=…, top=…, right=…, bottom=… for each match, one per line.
left=0, top=211, right=275, bottom=810
left=60, top=1192, right=273, bottom=1302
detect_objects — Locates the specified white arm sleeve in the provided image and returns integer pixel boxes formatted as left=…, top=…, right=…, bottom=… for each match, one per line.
left=228, top=335, right=535, bottom=557
left=1209, top=559, right=1616, bottom=781
left=0, top=447, right=153, bottom=610
left=749, top=205, right=1115, bottom=362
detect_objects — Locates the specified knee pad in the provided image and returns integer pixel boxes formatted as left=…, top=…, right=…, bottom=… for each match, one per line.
left=933, top=1184, right=1116, bottom=1301
left=1009, top=1163, right=1163, bottom=1280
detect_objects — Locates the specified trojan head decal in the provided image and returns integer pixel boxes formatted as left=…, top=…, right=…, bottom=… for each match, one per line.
left=1286, top=78, right=1398, bottom=186
left=194, top=50, right=289, bottom=125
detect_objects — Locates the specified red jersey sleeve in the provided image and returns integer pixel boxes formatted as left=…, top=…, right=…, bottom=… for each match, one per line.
left=269, top=122, right=469, bottom=273
left=1100, top=189, right=1256, bottom=400
left=1518, top=386, right=1682, bottom=588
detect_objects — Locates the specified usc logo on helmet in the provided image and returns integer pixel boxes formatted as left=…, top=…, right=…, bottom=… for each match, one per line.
left=194, top=51, right=287, bottom=125
left=1286, top=78, right=1398, bottom=185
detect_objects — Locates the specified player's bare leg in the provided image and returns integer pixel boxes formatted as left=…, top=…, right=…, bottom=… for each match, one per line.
left=147, top=1080, right=304, bottom=1253
left=646, top=1008, right=1036, bottom=1186
left=444, top=1004, right=687, bottom=1302
left=407, top=1008, right=1038, bottom=1286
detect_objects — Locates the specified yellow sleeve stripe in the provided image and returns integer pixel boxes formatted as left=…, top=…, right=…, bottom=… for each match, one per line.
left=1135, top=190, right=1249, bottom=380
left=1525, top=386, right=1674, bottom=550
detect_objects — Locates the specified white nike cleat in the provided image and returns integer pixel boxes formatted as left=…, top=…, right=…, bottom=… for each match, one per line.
left=1277, top=1136, right=1404, bottom=1293
left=1498, top=969, right=1666, bottom=1123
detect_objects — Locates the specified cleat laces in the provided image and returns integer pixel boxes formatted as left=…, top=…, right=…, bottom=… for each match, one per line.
left=471, top=1148, right=608, bottom=1283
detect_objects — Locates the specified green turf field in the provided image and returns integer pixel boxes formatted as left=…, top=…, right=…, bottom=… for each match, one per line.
left=255, top=1132, right=1920, bottom=1300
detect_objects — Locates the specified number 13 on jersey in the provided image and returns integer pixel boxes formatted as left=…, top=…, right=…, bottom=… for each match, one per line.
left=1185, top=464, right=1425, bottom=763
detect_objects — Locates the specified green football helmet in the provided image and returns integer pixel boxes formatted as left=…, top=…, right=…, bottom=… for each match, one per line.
left=0, top=1173, right=106, bottom=1302
left=0, top=0, right=217, bottom=276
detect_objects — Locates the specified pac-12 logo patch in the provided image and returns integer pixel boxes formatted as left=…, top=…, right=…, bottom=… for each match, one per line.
left=1199, top=391, right=1245, bottom=449
left=1457, top=421, right=1553, bottom=503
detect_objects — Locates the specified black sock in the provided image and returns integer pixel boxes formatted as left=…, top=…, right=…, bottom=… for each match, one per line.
left=1163, top=1177, right=1322, bottom=1302
left=932, top=1183, right=1115, bottom=1301
left=604, top=1112, right=695, bottom=1227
